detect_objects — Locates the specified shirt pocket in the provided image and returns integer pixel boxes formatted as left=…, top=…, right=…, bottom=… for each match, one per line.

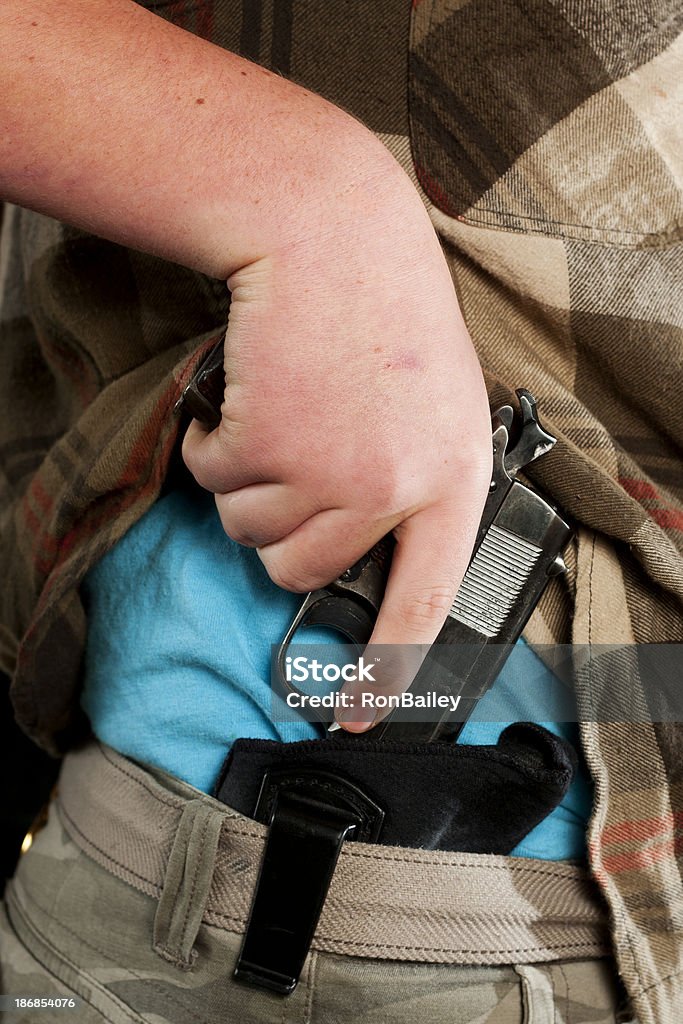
left=408, top=0, right=683, bottom=248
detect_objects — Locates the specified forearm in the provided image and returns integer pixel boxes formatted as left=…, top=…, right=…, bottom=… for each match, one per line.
left=0, top=0, right=399, bottom=278
left=2, top=0, right=494, bottom=678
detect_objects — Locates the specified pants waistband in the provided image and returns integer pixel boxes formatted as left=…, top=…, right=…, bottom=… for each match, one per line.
left=56, top=741, right=610, bottom=965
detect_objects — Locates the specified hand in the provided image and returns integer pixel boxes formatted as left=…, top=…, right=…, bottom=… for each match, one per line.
left=182, top=163, right=492, bottom=730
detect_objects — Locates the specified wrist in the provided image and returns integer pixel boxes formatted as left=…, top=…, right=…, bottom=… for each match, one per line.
left=210, top=101, right=414, bottom=278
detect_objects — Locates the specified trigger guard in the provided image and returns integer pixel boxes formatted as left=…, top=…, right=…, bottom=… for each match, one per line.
left=297, top=595, right=375, bottom=649
left=276, top=593, right=377, bottom=698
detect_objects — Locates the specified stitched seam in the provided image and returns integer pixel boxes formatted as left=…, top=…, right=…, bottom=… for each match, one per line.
left=340, top=849, right=589, bottom=877
left=304, top=949, right=317, bottom=1024
left=207, top=908, right=263, bottom=927
left=56, top=800, right=162, bottom=894
left=456, top=210, right=683, bottom=240
left=456, top=221, right=682, bottom=250
left=217, top=822, right=590, bottom=879
left=633, top=965, right=683, bottom=998
left=558, top=962, right=570, bottom=1024
left=308, top=937, right=605, bottom=955
left=99, top=748, right=246, bottom=824
left=152, top=943, right=194, bottom=972
left=247, top=741, right=548, bottom=757
left=203, top=904, right=605, bottom=955
left=320, top=897, right=602, bottom=925
left=214, top=829, right=591, bottom=875
left=100, top=747, right=184, bottom=810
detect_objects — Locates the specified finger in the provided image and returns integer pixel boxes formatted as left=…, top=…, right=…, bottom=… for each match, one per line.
left=336, top=497, right=486, bottom=732
left=257, top=507, right=400, bottom=594
left=181, top=417, right=277, bottom=494
left=333, top=644, right=427, bottom=729
left=214, top=483, right=323, bottom=548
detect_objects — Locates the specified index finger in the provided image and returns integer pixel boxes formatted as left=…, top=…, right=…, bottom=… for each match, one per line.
left=334, top=496, right=488, bottom=732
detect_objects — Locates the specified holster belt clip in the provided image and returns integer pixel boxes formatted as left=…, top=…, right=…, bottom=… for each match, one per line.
left=234, top=766, right=384, bottom=995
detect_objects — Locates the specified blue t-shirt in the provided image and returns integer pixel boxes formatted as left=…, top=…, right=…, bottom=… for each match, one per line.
left=81, top=482, right=592, bottom=861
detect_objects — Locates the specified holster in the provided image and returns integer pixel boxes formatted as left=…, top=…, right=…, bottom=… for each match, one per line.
left=215, top=723, right=577, bottom=994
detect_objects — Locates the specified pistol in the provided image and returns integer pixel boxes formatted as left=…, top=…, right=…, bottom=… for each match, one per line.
left=177, top=339, right=571, bottom=742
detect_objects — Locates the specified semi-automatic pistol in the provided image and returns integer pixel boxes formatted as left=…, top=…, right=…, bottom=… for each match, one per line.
left=177, top=339, right=571, bottom=742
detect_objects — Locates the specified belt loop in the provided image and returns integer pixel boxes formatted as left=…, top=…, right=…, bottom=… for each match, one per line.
left=153, top=799, right=224, bottom=970
left=514, top=964, right=555, bottom=1024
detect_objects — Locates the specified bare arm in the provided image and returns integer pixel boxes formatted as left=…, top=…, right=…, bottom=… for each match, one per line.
left=1, top=0, right=493, bottom=730
left=0, top=0, right=396, bottom=274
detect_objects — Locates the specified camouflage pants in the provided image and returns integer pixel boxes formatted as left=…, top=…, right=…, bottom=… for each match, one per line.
left=0, top=749, right=630, bottom=1024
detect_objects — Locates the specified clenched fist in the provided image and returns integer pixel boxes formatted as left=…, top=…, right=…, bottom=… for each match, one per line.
left=183, top=170, right=492, bottom=726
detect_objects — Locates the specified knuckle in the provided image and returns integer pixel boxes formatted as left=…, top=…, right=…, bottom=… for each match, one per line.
left=369, top=470, right=402, bottom=516
left=216, top=506, right=255, bottom=547
left=223, top=522, right=259, bottom=548
left=398, top=585, right=455, bottom=632
left=180, top=430, right=201, bottom=476
left=262, top=556, right=315, bottom=594
left=181, top=435, right=222, bottom=491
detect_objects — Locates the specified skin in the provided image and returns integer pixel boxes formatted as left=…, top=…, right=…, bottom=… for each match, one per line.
left=1, top=0, right=492, bottom=731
